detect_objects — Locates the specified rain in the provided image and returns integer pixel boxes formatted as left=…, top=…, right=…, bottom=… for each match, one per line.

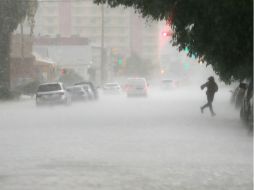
left=0, top=0, right=252, bottom=190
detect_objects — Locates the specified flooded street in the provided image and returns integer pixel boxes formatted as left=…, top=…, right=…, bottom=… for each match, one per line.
left=0, top=88, right=252, bottom=190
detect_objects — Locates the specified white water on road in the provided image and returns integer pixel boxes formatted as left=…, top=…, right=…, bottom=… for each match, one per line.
left=0, top=87, right=252, bottom=190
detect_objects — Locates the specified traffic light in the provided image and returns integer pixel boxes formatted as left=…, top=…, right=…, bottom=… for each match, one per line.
left=184, top=47, right=197, bottom=59
left=118, top=57, right=123, bottom=65
left=183, top=63, right=190, bottom=71
left=161, top=31, right=171, bottom=37
left=162, top=31, right=168, bottom=37
left=111, top=48, right=117, bottom=54
left=60, top=68, right=66, bottom=75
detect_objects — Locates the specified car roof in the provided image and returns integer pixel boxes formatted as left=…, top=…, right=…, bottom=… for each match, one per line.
left=75, top=81, right=94, bottom=86
left=104, top=83, right=120, bottom=85
left=67, top=85, right=82, bottom=89
left=39, top=82, right=62, bottom=86
left=127, top=77, right=146, bottom=79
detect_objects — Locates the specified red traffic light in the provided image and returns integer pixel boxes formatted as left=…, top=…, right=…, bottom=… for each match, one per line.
left=161, top=31, right=172, bottom=37
left=60, top=69, right=66, bottom=75
left=162, top=32, right=168, bottom=37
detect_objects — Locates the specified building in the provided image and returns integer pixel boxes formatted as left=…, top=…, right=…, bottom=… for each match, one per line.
left=33, top=36, right=91, bottom=81
left=33, top=0, right=160, bottom=76
left=10, top=34, right=55, bottom=89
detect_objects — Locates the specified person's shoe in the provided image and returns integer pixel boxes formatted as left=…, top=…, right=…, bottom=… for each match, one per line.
left=211, top=112, right=216, bottom=116
left=200, top=107, right=204, bottom=114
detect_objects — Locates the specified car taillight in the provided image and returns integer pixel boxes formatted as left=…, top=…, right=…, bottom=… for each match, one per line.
left=126, top=85, right=133, bottom=91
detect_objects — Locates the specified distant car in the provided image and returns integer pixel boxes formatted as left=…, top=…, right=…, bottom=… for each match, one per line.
left=36, top=82, right=71, bottom=106
left=66, top=85, right=89, bottom=101
left=161, top=79, right=176, bottom=90
left=75, top=81, right=98, bottom=100
left=125, top=78, right=148, bottom=97
left=103, top=83, right=122, bottom=94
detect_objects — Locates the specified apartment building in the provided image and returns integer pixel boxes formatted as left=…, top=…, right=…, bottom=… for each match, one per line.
left=33, top=0, right=159, bottom=67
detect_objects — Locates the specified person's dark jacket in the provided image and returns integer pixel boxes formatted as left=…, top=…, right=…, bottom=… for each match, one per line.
left=201, top=80, right=218, bottom=96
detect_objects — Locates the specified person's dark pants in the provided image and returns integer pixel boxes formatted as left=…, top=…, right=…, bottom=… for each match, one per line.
left=201, top=94, right=215, bottom=115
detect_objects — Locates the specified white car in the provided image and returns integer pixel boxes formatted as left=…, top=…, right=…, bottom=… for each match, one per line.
left=36, top=82, right=71, bottom=106
left=103, top=83, right=122, bottom=94
left=125, top=78, right=148, bottom=97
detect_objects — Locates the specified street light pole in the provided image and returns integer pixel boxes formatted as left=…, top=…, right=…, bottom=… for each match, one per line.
left=100, top=3, right=105, bottom=85
left=20, top=22, right=24, bottom=64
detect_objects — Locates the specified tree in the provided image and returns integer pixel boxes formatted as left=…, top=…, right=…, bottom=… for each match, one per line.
left=94, top=0, right=253, bottom=83
left=58, top=69, right=84, bottom=87
left=0, top=0, right=38, bottom=99
left=124, top=53, right=154, bottom=77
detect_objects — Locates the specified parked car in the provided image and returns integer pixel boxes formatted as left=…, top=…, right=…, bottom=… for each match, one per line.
left=240, top=80, right=253, bottom=129
left=36, top=82, right=71, bottom=106
left=66, top=85, right=89, bottom=101
left=125, top=78, right=148, bottom=97
left=103, top=82, right=122, bottom=94
left=75, top=81, right=98, bottom=100
left=234, top=82, right=247, bottom=108
left=81, top=84, right=94, bottom=100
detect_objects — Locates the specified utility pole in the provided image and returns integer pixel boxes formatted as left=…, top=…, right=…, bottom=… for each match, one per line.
left=100, top=3, right=105, bottom=85
left=20, top=22, right=24, bottom=64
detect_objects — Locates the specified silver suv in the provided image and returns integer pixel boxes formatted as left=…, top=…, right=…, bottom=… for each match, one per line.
left=36, top=82, right=71, bottom=106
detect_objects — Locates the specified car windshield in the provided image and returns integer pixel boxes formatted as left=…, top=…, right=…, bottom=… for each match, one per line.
left=68, top=87, right=82, bottom=93
left=38, top=84, right=61, bottom=92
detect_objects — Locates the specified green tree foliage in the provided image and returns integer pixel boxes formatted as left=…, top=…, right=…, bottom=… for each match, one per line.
left=94, top=0, right=253, bottom=83
left=0, top=0, right=38, bottom=99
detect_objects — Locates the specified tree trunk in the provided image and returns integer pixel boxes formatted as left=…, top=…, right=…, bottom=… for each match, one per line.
left=0, top=32, right=11, bottom=99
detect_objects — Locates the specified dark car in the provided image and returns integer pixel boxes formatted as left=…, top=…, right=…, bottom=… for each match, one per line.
left=75, top=81, right=98, bottom=100
left=231, top=82, right=247, bottom=109
left=36, top=82, right=71, bottom=106
left=81, top=84, right=94, bottom=100
left=240, top=80, right=253, bottom=129
left=66, top=85, right=89, bottom=101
